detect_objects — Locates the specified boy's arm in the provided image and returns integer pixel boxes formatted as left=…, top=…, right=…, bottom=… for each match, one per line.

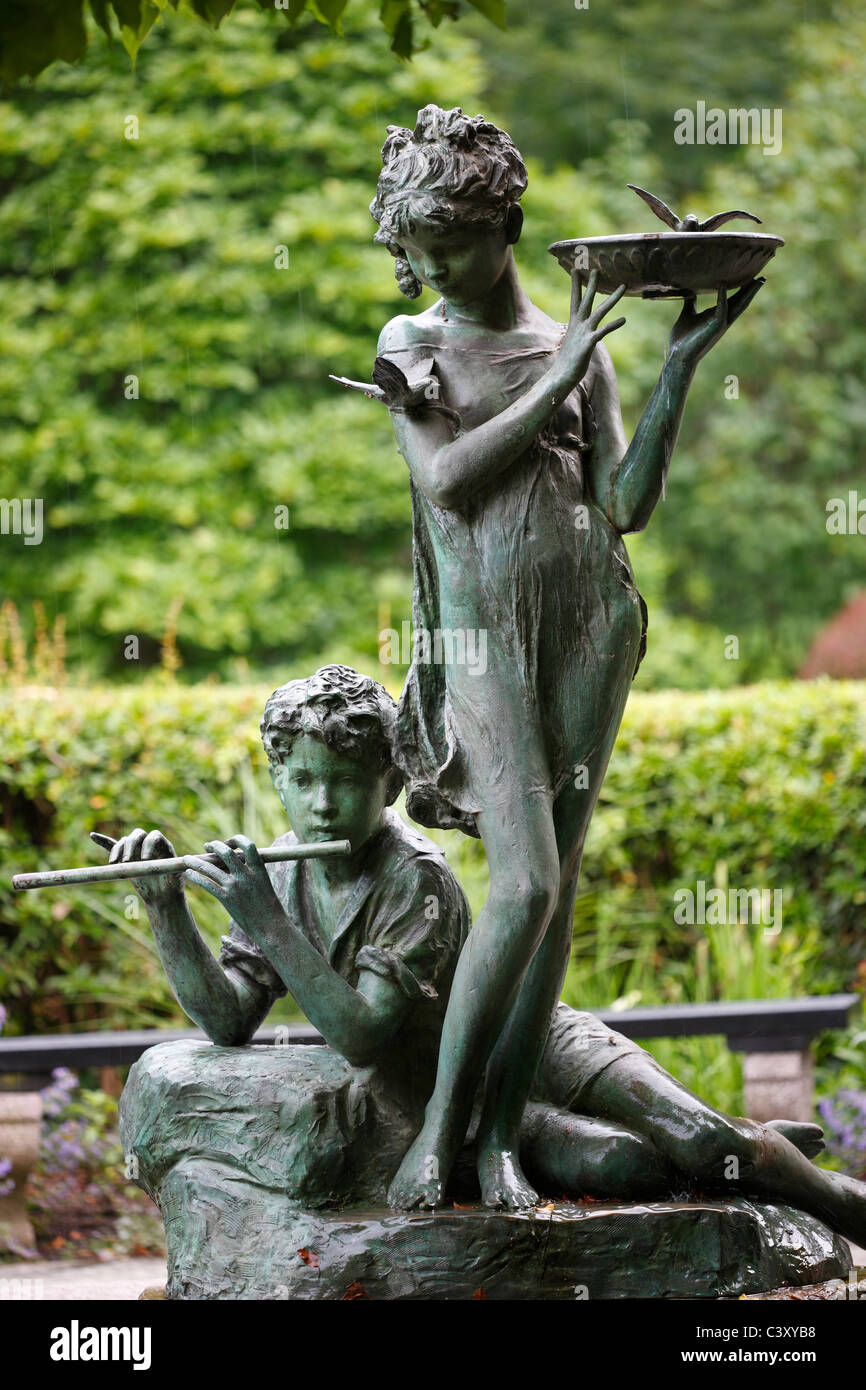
left=186, top=835, right=413, bottom=1067
left=110, top=828, right=268, bottom=1045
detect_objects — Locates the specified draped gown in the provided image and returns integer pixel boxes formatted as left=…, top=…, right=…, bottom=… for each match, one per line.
left=388, top=337, right=648, bottom=837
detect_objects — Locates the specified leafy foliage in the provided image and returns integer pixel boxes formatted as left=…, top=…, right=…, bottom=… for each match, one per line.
left=466, top=0, right=801, bottom=197
left=2, top=679, right=865, bottom=1054
left=1, top=4, right=864, bottom=685
left=0, top=0, right=499, bottom=84
left=19, top=1066, right=164, bottom=1259
left=0, top=5, right=486, bottom=681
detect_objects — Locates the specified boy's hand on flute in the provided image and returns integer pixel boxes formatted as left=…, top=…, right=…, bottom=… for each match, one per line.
left=108, top=828, right=185, bottom=908
left=184, top=833, right=286, bottom=942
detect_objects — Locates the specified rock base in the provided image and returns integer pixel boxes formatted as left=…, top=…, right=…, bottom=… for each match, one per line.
left=158, top=1159, right=851, bottom=1300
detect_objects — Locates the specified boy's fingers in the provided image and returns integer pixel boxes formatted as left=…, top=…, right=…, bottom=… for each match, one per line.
left=121, top=829, right=147, bottom=861
left=226, top=834, right=261, bottom=866
left=143, top=829, right=174, bottom=860
left=596, top=316, right=626, bottom=340
left=204, top=839, right=244, bottom=872
left=183, top=869, right=223, bottom=897
left=184, top=858, right=229, bottom=886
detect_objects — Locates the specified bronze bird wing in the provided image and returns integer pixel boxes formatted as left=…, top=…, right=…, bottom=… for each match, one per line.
left=698, top=209, right=762, bottom=232
left=372, top=355, right=442, bottom=409
left=627, top=184, right=680, bottom=230
left=371, top=355, right=414, bottom=404
left=328, top=358, right=436, bottom=410
left=328, top=372, right=387, bottom=402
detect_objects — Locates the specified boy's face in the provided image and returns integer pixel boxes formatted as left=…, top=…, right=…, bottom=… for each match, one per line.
left=398, top=209, right=512, bottom=306
left=270, top=733, right=389, bottom=854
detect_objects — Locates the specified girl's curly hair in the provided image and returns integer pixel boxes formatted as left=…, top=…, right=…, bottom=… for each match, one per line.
left=370, top=104, right=528, bottom=299
left=261, top=665, right=402, bottom=804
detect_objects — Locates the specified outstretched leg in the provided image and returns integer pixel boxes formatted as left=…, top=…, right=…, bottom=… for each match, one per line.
left=581, top=1051, right=866, bottom=1248
left=521, top=1101, right=676, bottom=1198
left=387, top=785, right=559, bottom=1209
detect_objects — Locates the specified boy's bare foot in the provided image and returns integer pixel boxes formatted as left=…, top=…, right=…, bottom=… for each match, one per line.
left=478, top=1147, right=539, bottom=1210
left=766, top=1119, right=825, bottom=1160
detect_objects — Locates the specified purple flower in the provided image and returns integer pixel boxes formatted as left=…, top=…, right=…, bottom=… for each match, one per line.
left=39, top=1067, right=77, bottom=1120
left=819, top=1090, right=866, bottom=1174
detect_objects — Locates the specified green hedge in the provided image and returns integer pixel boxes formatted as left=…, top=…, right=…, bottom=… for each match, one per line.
left=2, top=678, right=865, bottom=1041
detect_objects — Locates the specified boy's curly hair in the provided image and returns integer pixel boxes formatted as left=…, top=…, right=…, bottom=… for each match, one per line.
left=261, top=665, right=401, bottom=804
left=370, top=103, right=528, bottom=299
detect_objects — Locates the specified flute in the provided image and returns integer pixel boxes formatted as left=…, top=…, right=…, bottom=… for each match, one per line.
left=12, top=832, right=352, bottom=891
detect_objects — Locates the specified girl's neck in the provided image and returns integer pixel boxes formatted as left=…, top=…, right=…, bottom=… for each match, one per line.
left=440, top=252, right=532, bottom=331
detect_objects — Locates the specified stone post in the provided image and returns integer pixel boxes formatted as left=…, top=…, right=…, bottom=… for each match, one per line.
left=742, top=1047, right=815, bottom=1124
left=0, top=1090, right=42, bottom=1249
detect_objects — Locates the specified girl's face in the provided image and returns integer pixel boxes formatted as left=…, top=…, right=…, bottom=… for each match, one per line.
left=398, top=210, right=512, bottom=306
left=270, top=733, right=389, bottom=853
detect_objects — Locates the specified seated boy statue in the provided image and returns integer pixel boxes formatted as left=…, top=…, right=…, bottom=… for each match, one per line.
left=117, top=665, right=866, bottom=1250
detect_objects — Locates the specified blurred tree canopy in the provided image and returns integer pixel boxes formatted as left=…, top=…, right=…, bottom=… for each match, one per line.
left=0, top=0, right=503, bottom=84
left=465, top=0, right=797, bottom=198
left=0, top=0, right=863, bottom=686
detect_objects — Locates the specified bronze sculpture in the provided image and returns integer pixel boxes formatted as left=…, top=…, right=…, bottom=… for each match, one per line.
left=16, top=106, right=863, bottom=1299
left=362, top=104, right=766, bottom=1209
left=111, top=668, right=866, bottom=1249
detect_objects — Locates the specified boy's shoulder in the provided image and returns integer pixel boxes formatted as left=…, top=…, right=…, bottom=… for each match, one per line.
left=373, top=810, right=461, bottom=890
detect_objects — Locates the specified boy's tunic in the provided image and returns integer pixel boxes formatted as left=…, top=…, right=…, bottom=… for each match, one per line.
left=121, top=809, right=652, bottom=1214
left=218, top=807, right=470, bottom=1107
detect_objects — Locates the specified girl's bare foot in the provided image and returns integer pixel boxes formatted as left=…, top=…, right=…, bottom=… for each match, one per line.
left=478, top=1146, right=539, bottom=1210
left=387, top=1127, right=450, bottom=1210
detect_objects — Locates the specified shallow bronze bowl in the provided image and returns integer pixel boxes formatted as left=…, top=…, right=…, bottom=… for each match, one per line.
left=548, top=231, right=784, bottom=298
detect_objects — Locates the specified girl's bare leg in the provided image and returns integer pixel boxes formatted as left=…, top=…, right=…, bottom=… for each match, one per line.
left=387, top=786, right=560, bottom=1210
left=475, top=746, right=617, bottom=1206
left=475, top=853, right=581, bottom=1206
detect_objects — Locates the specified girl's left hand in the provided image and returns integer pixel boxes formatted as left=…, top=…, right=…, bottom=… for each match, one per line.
left=669, top=277, right=765, bottom=365
left=185, top=834, right=286, bottom=941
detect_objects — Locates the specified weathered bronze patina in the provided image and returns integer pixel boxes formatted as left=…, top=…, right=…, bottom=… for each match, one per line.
left=21, top=106, right=866, bottom=1300
left=363, top=104, right=776, bottom=1210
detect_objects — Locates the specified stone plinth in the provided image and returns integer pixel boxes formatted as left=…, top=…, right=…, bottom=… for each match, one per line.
left=157, top=1160, right=850, bottom=1301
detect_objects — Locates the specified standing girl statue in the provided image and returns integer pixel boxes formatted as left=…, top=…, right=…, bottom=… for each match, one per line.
left=364, top=104, right=763, bottom=1209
